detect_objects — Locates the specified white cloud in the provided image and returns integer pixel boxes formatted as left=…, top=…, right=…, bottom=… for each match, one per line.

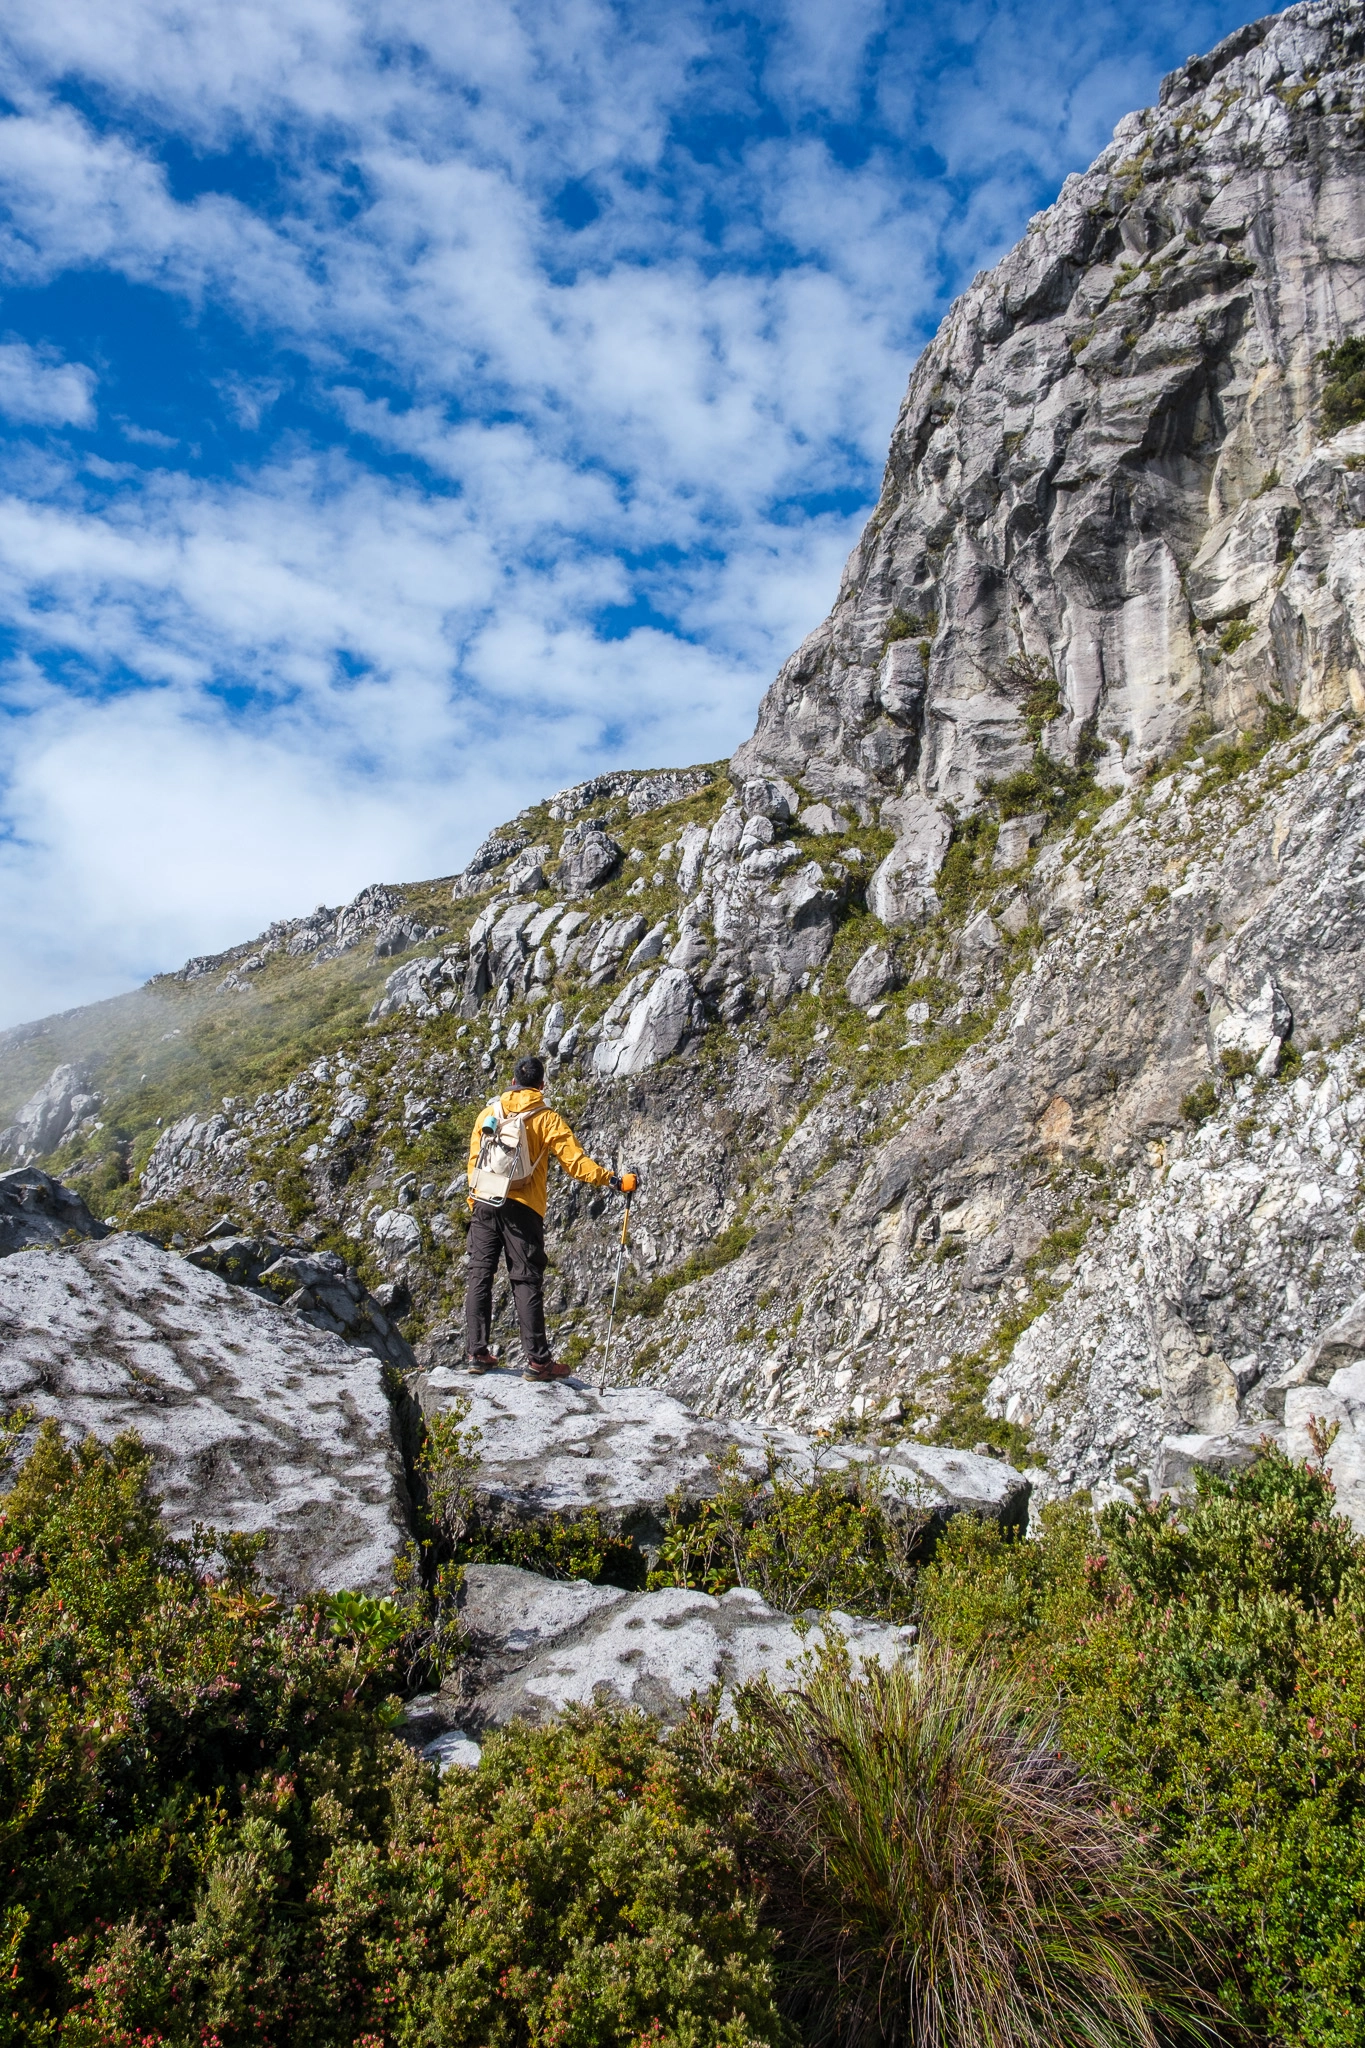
left=0, top=0, right=1257, bottom=1025
left=0, top=340, right=95, bottom=426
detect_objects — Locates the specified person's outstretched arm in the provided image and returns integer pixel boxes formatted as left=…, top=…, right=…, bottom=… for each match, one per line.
left=539, top=1108, right=614, bottom=1189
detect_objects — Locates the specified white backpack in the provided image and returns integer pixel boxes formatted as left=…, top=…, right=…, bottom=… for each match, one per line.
left=470, top=1097, right=549, bottom=1207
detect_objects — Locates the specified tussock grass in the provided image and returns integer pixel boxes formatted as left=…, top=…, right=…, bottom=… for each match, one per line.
left=735, top=1649, right=1215, bottom=2048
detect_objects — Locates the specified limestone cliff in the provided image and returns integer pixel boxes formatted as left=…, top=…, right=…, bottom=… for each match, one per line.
left=737, top=2, right=1365, bottom=822
left=6, top=0, right=1365, bottom=1528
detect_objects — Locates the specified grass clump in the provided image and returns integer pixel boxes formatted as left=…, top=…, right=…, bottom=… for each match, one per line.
left=725, top=1647, right=1211, bottom=2048
left=624, top=1220, right=756, bottom=1318
left=883, top=607, right=937, bottom=648
left=1190, top=695, right=1303, bottom=795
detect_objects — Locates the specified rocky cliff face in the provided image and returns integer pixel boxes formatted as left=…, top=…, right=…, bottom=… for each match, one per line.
left=737, top=2, right=1365, bottom=818
left=5, top=1, right=1365, bottom=1527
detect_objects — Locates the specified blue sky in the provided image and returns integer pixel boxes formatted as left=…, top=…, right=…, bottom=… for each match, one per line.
left=0, top=0, right=1255, bottom=1027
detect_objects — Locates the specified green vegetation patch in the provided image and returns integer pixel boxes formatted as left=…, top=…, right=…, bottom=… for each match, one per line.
left=1320, top=334, right=1365, bottom=433
left=8, top=1406, right=1365, bottom=2046
left=625, top=1220, right=756, bottom=1318
left=648, top=1451, right=925, bottom=1620
left=920, top=1451, right=1365, bottom=2047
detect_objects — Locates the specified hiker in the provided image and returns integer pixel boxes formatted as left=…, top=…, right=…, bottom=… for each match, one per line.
left=464, top=1054, right=632, bottom=1382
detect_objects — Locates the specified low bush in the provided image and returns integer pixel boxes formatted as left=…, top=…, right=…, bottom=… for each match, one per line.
left=918, top=1453, right=1365, bottom=2047
left=1321, top=334, right=1365, bottom=433
left=12, top=1405, right=1365, bottom=2045
left=0, top=1419, right=787, bottom=2047
left=648, top=1453, right=926, bottom=1620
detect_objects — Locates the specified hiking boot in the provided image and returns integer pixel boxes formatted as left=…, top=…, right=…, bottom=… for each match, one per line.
left=466, top=1349, right=499, bottom=1374
left=523, top=1358, right=574, bottom=1382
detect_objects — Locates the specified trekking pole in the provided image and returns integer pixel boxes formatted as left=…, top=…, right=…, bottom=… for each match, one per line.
left=600, top=1174, right=637, bottom=1395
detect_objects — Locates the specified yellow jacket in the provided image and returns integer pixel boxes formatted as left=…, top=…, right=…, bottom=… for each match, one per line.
left=466, top=1087, right=613, bottom=1219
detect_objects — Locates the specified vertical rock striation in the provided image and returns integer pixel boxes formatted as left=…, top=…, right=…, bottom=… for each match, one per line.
left=736, top=2, right=1365, bottom=919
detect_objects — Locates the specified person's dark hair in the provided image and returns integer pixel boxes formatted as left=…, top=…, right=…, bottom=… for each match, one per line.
left=514, top=1055, right=545, bottom=1090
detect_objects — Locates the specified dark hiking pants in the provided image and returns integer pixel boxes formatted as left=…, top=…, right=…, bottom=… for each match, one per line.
left=464, top=1198, right=552, bottom=1364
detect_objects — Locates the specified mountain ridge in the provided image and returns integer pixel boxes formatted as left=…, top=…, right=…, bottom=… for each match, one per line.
left=5, top=0, right=1365, bottom=1523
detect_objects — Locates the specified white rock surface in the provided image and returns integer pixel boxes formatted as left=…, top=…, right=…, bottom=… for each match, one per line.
left=593, top=967, right=702, bottom=1079
left=866, top=793, right=953, bottom=927
left=450, top=1562, right=915, bottom=1730
left=0, top=1062, right=102, bottom=1162
left=416, top=1367, right=1029, bottom=1552
left=0, top=1235, right=410, bottom=1594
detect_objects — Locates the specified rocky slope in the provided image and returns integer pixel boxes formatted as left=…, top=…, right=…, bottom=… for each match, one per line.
left=5, top=0, right=1365, bottom=1523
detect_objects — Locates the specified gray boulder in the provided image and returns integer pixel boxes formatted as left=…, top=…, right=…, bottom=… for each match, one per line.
left=992, top=813, right=1045, bottom=871
left=740, top=776, right=799, bottom=823
left=413, top=1369, right=1028, bottom=1559
left=0, top=1167, right=109, bottom=1257
left=1284, top=1351, right=1365, bottom=1535
left=1261, top=1297, right=1365, bottom=1419
left=445, top=1564, right=915, bottom=1734
left=586, top=913, right=648, bottom=985
left=368, top=953, right=464, bottom=1023
left=503, top=844, right=552, bottom=896
left=182, top=1232, right=416, bottom=1370
left=451, top=831, right=529, bottom=899
left=556, top=821, right=623, bottom=896
left=1156, top=1427, right=1279, bottom=1493
left=0, top=1235, right=411, bottom=1594
left=845, top=944, right=896, bottom=1009
left=866, top=795, right=952, bottom=928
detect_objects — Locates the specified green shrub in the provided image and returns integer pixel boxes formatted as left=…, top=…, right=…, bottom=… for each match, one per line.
left=1321, top=335, right=1365, bottom=433
left=648, top=1453, right=925, bottom=1621
left=0, top=1419, right=415, bottom=2043
left=0, top=1420, right=786, bottom=2047
left=1217, top=617, right=1255, bottom=656
left=417, top=1711, right=789, bottom=2048
left=919, top=1452, right=1365, bottom=2048
left=1181, top=1078, right=1219, bottom=1125
left=985, top=735, right=1100, bottom=829
left=725, top=1647, right=1211, bottom=2048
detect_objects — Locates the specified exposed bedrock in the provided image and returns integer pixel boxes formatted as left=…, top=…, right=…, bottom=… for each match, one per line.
left=735, top=1, right=1365, bottom=919
left=400, top=1564, right=917, bottom=1766
left=414, top=1367, right=1029, bottom=1561
left=0, top=1235, right=413, bottom=1596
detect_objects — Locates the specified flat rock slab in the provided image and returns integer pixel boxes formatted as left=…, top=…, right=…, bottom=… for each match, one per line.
left=416, top=1366, right=1028, bottom=1552
left=411, top=1562, right=915, bottom=1750
left=0, top=1235, right=411, bottom=1596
